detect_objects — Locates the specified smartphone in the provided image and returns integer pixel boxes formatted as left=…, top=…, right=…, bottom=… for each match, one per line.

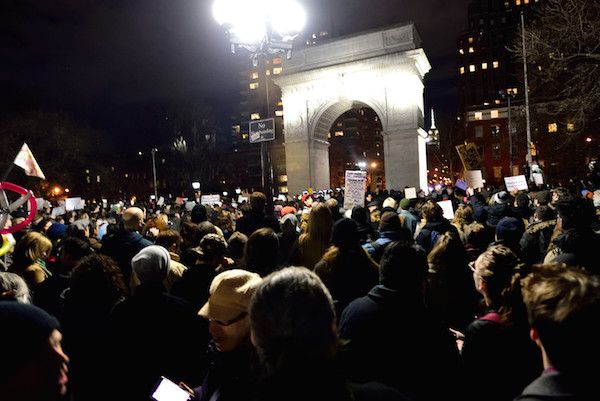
left=151, top=376, right=193, bottom=401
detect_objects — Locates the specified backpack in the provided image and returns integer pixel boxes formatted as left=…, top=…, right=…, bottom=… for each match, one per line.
left=430, top=229, right=442, bottom=250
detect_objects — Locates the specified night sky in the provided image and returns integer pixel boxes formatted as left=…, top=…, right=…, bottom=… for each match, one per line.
left=1, top=0, right=473, bottom=148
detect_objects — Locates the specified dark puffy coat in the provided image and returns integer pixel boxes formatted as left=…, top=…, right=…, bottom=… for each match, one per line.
left=519, top=219, right=557, bottom=265
left=101, top=230, right=152, bottom=284
left=415, top=219, right=459, bottom=254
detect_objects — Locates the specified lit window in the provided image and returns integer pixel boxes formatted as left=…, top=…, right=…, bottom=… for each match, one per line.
left=337, top=122, right=343, bottom=127
left=266, top=70, right=271, bottom=76
left=516, top=0, right=521, bottom=4
left=328, top=132, right=331, bottom=138
left=275, top=110, right=283, bottom=117
left=548, top=123, right=558, bottom=133
left=97, top=175, right=101, bottom=183
left=524, top=0, right=529, bottom=3
left=492, top=145, right=501, bottom=159
left=251, top=72, right=259, bottom=79
left=493, top=61, right=499, bottom=68
left=278, top=175, right=288, bottom=182
left=567, top=123, right=575, bottom=131
left=272, top=57, right=282, bottom=64
left=468, top=37, right=474, bottom=43
left=242, top=133, right=249, bottom=140
left=495, top=99, right=501, bottom=104
left=249, top=82, right=259, bottom=90
left=475, top=126, right=484, bottom=138
left=459, top=48, right=464, bottom=55
left=469, top=64, right=476, bottom=72
left=335, top=131, right=344, bottom=137
left=484, top=102, right=490, bottom=106
left=482, top=62, right=488, bottom=69
left=460, top=67, right=465, bottom=74
left=469, top=47, right=474, bottom=53
left=251, top=113, right=260, bottom=120
left=273, top=67, right=282, bottom=74
left=474, top=111, right=483, bottom=120
left=279, top=186, right=288, bottom=194
left=491, top=110, right=499, bottom=119
left=504, top=1, right=509, bottom=7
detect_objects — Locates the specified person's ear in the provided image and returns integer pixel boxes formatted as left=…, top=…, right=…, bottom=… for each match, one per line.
left=250, top=329, right=256, bottom=347
left=478, top=280, right=487, bottom=293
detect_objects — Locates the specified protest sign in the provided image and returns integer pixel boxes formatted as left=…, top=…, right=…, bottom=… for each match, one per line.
left=404, top=187, right=417, bottom=199
left=65, top=197, right=83, bottom=211
left=504, top=175, right=529, bottom=191
left=343, top=170, right=367, bottom=210
left=437, top=200, right=455, bottom=220
left=456, top=143, right=484, bottom=170
left=455, top=179, right=467, bottom=191
left=464, top=170, right=484, bottom=188
left=201, top=194, right=221, bottom=207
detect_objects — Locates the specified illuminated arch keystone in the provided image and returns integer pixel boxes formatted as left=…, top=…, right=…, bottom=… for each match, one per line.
left=273, top=23, right=431, bottom=195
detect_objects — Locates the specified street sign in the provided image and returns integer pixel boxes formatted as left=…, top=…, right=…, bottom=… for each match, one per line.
left=249, top=118, right=275, bottom=143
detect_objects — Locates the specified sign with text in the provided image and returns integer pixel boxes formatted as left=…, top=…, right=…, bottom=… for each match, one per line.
left=249, top=118, right=275, bottom=143
left=464, top=170, right=484, bottom=189
left=437, top=200, right=455, bottom=220
left=65, top=197, right=84, bottom=211
left=404, top=187, right=417, bottom=199
left=201, top=194, right=221, bottom=207
left=343, top=170, right=367, bottom=210
left=456, top=142, right=484, bottom=171
left=504, top=175, right=529, bottom=191
left=455, top=179, right=468, bottom=191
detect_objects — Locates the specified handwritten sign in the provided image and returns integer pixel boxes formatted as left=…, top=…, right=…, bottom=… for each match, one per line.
left=455, top=179, right=468, bottom=191
left=201, top=194, right=221, bottom=207
left=464, top=170, right=484, bottom=189
left=504, top=175, right=529, bottom=191
left=343, top=170, right=367, bottom=210
left=404, top=187, right=417, bottom=199
left=456, top=143, right=483, bottom=170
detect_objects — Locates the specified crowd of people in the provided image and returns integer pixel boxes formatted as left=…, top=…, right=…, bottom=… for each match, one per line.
left=2, top=183, right=600, bottom=401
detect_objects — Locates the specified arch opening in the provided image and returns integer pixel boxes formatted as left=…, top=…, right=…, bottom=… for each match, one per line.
left=327, top=107, right=385, bottom=192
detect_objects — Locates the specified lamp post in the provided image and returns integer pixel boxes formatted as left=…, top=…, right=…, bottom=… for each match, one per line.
left=151, top=148, right=158, bottom=203
left=500, top=89, right=515, bottom=175
left=213, top=0, right=305, bottom=215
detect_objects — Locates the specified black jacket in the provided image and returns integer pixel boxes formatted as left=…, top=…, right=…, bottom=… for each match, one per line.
left=415, top=219, right=459, bottom=254
left=519, top=219, right=557, bottom=265
left=101, top=229, right=152, bottom=283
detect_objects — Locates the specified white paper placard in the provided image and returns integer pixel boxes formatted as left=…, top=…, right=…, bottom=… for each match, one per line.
left=464, top=170, right=484, bottom=189
left=51, top=206, right=65, bottom=218
left=533, top=173, right=544, bottom=185
left=201, top=194, right=221, bottom=206
left=504, top=175, right=529, bottom=191
left=65, top=197, right=83, bottom=211
left=36, top=198, right=45, bottom=210
left=343, top=170, right=367, bottom=210
left=157, top=196, right=165, bottom=206
left=437, top=200, right=455, bottom=220
left=404, top=187, right=417, bottom=199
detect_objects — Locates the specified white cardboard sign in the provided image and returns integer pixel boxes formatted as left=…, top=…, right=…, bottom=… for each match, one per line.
left=504, top=175, right=529, bottom=191
left=343, top=170, right=367, bottom=210
left=464, top=170, right=484, bottom=189
left=404, top=187, right=417, bottom=199
left=437, top=200, right=455, bottom=220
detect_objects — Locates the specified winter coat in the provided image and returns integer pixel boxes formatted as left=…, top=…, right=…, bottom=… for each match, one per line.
left=415, top=219, right=459, bottom=254
left=519, top=219, right=557, bottom=265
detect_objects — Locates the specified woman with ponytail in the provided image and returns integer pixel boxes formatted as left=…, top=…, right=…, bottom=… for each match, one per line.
left=461, top=245, right=542, bottom=401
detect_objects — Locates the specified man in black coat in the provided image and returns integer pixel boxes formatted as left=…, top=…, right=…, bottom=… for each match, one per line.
left=339, top=241, right=464, bottom=401
left=101, top=207, right=152, bottom=284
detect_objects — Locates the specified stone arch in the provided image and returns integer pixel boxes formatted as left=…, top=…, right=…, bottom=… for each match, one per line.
left=273, top=22, right=431, bottom=196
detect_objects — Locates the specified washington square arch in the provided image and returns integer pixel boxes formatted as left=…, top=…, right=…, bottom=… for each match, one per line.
left=272, top=22, right=431, bottom=196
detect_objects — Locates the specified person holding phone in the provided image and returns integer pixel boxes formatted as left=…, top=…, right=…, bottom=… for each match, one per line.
left=193, top=269, right=263, bottom=401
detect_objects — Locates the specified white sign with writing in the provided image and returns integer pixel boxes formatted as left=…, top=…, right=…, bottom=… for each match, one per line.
left=201, top=194, right=221, bottom=207
left=504, top=175, right=529, bottom=191
left=404, top=187, right=417, bottom=199
left=533, top=173, right=544, bottom=185
left=464, top=170, right=484, bottom=189
left=65, top=197, right=84, bottom=211
left=343, top=170, right=367, bottom=210
left=437, top=200, right=455, bottom=220
left=51, top=206, right=66, bottom=219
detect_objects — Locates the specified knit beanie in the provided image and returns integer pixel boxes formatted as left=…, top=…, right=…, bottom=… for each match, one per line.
left=0, top=301, right=60, bottom=383
left=131, top=245, right=170, bottom=284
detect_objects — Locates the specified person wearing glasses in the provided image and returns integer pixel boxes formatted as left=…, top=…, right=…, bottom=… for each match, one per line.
left=194, top=269, right=263, bottom=401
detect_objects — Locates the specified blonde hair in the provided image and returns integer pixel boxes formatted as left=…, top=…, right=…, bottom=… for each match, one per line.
left=298, top=202, right=333, bottom=270
left=11, top=232, right=52, bottom=269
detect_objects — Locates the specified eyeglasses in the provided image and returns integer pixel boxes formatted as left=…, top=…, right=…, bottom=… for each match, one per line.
left=209, top=311, right=248, bottom=327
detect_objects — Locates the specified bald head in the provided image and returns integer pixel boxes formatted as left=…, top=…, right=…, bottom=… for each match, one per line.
left=122, top=207, right=145, bottom=231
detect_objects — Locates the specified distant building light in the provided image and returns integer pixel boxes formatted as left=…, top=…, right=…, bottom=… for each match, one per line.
left=491, top=110, right=499, bottom=119
left=469, top=64, right=476, bottom=72
left=474, top=111, right=483, bottom=120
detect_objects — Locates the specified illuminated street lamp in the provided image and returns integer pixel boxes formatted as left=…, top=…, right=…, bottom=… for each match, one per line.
left=213, top=0, right=305, bottom=214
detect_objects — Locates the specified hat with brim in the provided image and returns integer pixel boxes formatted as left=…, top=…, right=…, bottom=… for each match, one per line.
left=198, top=269, right=262, bottom=322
